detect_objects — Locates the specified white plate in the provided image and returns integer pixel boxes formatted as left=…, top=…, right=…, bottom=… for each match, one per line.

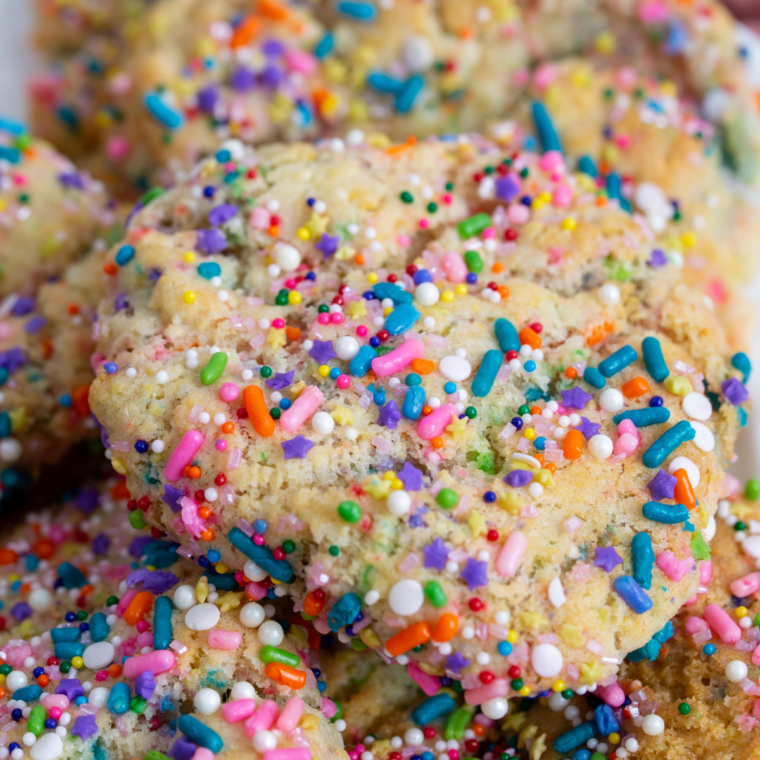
left=0, top=5, right=758, bottom=478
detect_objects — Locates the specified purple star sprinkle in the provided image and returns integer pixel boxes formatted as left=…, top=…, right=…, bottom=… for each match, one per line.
left=129, top=536, right=153, bottom=559
left=10, top=602, right=31, bottom=622
left=196, top=84, right=219, bottom=112
left=649, top=249, right=668, bottom=268
left=446, top=652, right=470, bottom=673
left=648, top=469, right=676, bottom=501
left=55, top=679, right=85, bottom=701
left=58, top=172, right=85, bottom=190
left=461, top=557, right=488, bottom=590
left=281, top=435, right=314, bottom=460
left=24, top=316, right=46, bottom=334
left=266, top=370, right=295, bottom=390
left=162, top=484, right=184, bottom=514
left=231, top=66, right=256, bottom=93
left=92, top=533, right=110, bottom=556
left=11, top=297, right=35, bottom=316
left=127, top=569, right=179, bottom=595
left=561, top=387, right=593, bottom=410
left=308, top=339, right=337, bottom=364
left=208, top=204, right=238, bottom=226
left=398, top=462, right=423, bottom=491
left=171, top=738, right=198, bottom=760
left=71, top=715, right=98, bottom=741
left=135, top=671, right=156, bottom=699
left=377, top=400, right=401, bottom=430
left=722, top=377, right=748, bottom=406
left=576, top=416, right=602, bottom=439
left=408, top=513, right=427, bottom=528
left=0, top=348, right=26, bottom=374
left=423, top=537, right=449, bottom=570
left=594, top=546, right=622, bottom=572
left=504, top=470, right=533, bottom=488
left=315, top=233, right=340, bottom=259
left=495, top=174, right=520, bottom=203
left=75, top=488, right=100, bottom=514
left=196, top=229, right=227, bottom=254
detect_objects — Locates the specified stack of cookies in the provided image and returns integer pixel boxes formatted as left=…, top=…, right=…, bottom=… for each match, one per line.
left=0, top=1, right=758, bottom=758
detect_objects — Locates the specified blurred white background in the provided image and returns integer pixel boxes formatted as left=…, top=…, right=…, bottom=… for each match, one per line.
left=0, top=0, right=758, bottom=481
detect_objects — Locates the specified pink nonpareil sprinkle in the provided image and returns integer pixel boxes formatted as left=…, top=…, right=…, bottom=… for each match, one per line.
left=321, top=698, right=337, bottom=719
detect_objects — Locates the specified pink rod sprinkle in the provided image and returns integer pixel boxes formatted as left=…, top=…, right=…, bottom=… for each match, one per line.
left=417, top=404, right=456, bottom=440
left=704, top=603, right=741, bottom=644
left=280, top=386, right=325, bottom=433
left=122, top=650, right=176, bottom=678
left=164, top=430, right=205, bottom=482
left=221, top=699, right=256, bottom=724
left=495, top=531, right=528, bottom=578
left=207, top=629, right=242, bottom=650
left=244, top=700, right=279, bottom=736
left=371, top=338, right=424, bottom=378
left=464, top=679, right=508, bottom=706
left=275, top=696, right=305, bottom=732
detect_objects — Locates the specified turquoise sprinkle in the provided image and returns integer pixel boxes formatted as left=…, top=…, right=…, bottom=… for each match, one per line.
left=0, top=146, right=21, bottom=164
left=642, top=501, right=690, bottom=524
left=349, top=345, right=377, bottom=378
left=337, top=1, right=377, bottom=20
left=89, top=612, right=110, bottom=642
left=606, top=172, right=621, bottom=201
left=0, top=117, right=25, bottom=135
left=613, top=407, right=670, bottom=427
left=153, top=596, right=173, bottom=650
left=494, top=318, right=520, bottom=353
left=107, top=682, right=130, bottom=715
left=471, top=350, right=502, bottom=397
left=402, top=385, right=426, bottom=420
left=178, top=715, right=223, bottom=752
left=578, top=155, right=597, bottom=178
left=367, top=71, right=404, bottom=93
left=531, top=101, right=563, bottom=153
left=396, top=75, right=424, bottom=113
left=641, top=420, right=695, bottom=468
left=631, top=532, right=654, bottom=590
left=13, top=685, right=42, bottom=703
left=51, top=627, right=81, bottom=643
left=642, top=336, right=669, bottom=382
left=384, top=303, right=421, bottom=335
left=314, top=33, right=335, bottom=59
left=583, top=367, right=606, bottom=389
left=197, top=262, right=221, bottom=279
left=144, top=92, right=184, bottom=130
left=54, top=641, right=85, bottom=660
left=0, top=411, right=10, bottom=439
left=58, top=561, right=87, bottom=588
left=327, top=593, right=362, bottom=632
left=228, top=528, right=294, bottom=583
left=411, top=693, right=457, bottom=725
left=598, top=345, right=637, bottom=378
left=732, top=351, right=752, bottom=382
left=554, top=723, right=595, bottom=755
left=115, top=245, right=135, bottom=266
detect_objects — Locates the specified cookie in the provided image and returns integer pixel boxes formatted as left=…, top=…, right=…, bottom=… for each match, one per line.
left=484, top=477, right=760, bottom=760
left=0, top=125, right=112, bottom=297
left=0, top=478, right=347, bottom=760
left=510, top=57, right=760, bottom=350
left=30, top=0, right=760, bottom=193
left=88, top=136, right=748, bottom=695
